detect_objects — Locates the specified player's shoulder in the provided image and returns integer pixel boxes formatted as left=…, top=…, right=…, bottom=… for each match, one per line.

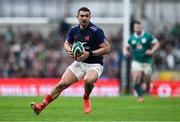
left=144, top=31, right=153, bottom=37
left=89, top=22, right=103, bottom=32
left=129, top=33, right=136, bottom=39
left=144, top=32, right=156, bottom=40
left=69, top=24, right=79, bottom=31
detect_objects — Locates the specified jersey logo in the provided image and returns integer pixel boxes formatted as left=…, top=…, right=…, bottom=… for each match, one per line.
left=72, top=25, right=78, bottom=29
left=85, top=35, right=90, bottom=42
left=90, top=26, right=97, bottom=31
left=137, top=43, right=142, bottom=49
left=141, top=38, right=147, bottom=43
left=132, top=40, right=136, bottom=44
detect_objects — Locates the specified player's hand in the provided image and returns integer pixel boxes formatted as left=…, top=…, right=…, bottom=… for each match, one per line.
left=145, top=50, right=154, bottom=56
left=77, top=51, right=89, bottom=62
left=123, top=50, right=131, bottom=57
left=66, top=49, right=73, bottom=58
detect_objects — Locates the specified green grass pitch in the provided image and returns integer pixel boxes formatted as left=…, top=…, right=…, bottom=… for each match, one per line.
left=0, top=96, right=180, bottom=122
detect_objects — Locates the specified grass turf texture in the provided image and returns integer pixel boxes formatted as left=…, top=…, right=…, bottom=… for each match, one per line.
left=0, top=96, right=180, bottom=122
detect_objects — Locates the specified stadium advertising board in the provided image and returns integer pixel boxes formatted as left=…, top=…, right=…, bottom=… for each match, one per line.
left=150, top=81, right=180, bottom=97
left=0, top=78, right=120, bottom=96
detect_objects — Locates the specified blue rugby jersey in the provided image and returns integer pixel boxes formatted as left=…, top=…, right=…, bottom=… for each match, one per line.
left=66, top=22, right=106, bottom=65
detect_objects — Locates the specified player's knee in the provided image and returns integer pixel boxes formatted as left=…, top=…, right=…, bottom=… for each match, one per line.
left=84, top=77, right=95, bottom=84
left=133, top=77, right=141, bottom=83
left=55, top=81, right=69, bottom=92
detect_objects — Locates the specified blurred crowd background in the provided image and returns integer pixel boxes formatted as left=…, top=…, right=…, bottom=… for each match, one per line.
left=0, top=20, right=180, bottom=78
left=0, top=0, right=180, bottom=79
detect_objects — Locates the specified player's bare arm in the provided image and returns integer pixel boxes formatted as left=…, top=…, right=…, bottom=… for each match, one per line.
left=77, top=51, right=89, bottom=61
left=146, top=41, right=160, bottom=56
left=77, top=41, right=110, bottom=62
left=64, top=41, right=73, bottom=58
left=92, top=41, right=110, bottom=56
left=123, top=45, right=131, bottom=57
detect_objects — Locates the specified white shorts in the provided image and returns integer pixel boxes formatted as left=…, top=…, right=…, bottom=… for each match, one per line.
left=131, top=61, right=152, bottom=75
left=67, top=61, right=104, bottom=80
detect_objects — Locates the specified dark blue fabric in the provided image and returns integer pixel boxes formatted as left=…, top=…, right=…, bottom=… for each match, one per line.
left=66, top=22, right=106, bottom=65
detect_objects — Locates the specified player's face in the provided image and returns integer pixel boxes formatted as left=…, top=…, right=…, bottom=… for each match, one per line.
left=77, top=11, right=91, bottom=28
left=134, top=24, right=143, bottom=35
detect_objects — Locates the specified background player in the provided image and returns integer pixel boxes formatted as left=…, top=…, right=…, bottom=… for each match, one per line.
left=31, top=7, right=110, bottom=115
left=123, top=21, right=160, bottom=102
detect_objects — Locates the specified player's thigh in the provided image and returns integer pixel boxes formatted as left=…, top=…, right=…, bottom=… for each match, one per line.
left=84, top=64, right=103, bottom=84
left=57, top=69, right=79, bottom=87
left=131, top=61, right=143, bottom=82
left=84, top=70, right=98, bottom=84
left=67, top=61, right=86, bottom=80
left=132, top=71, right=142, bottom=83
left=131, top=61, right=143, bottom=72
left=143, top=63, right=152, bottom=76
left=143, top=74, right=151, bottom=82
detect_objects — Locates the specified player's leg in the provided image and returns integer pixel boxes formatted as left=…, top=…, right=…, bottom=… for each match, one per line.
left=131, top=61, right=144, bottom=102
left=142, top=63, right=152, bottom=94
left=143, top=63, right=152, bottom=94
left=83, top=64, right=103, bottom=113
left=83, top=70, right=98, bottom=113
left=143, top=74, right=151, bottom=94
left=49, top=69, right=79, bottom=99
left=132, top=71, right=144, bottom=99
left=31, top=69, right=79, bottom=115
left=139, top=72, right=146, bottom=94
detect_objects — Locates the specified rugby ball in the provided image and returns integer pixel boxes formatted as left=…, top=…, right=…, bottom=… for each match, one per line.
left=72, top=41, right=85, bottom=60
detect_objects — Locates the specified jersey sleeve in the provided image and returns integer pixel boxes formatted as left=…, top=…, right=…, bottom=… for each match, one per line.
left=65, top=27, right=74, bottom=44
left=96, top=28, right=106, bottom=44
left=126, top=35, right=132, bottom=47
left=148, top=33, right=158, bottom=44
left=128, top=38, right=131, bottom=45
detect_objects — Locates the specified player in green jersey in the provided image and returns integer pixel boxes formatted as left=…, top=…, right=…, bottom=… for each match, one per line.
left=124, top=21, right=160, bottom=103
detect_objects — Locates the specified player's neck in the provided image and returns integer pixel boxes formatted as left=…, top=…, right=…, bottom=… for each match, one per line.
left=134, top=31, right=145, bottom=38
left=136, top=32, right=142, bottom=36
left=80, top=23, right=89, bottom=30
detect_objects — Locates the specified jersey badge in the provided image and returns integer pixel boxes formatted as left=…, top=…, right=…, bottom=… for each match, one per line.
left=85, top=35, right=90, bottom=42
left=141, top=38, right=147, bottom=43
left=132, top=40, right=136, bottom=44
left=90, top=26, right=97, bottom=31
left=137, top=43, right=142, bottom=49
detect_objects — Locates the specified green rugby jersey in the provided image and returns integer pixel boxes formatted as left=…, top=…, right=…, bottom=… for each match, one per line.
left=128, top=31, right=158, bottom=63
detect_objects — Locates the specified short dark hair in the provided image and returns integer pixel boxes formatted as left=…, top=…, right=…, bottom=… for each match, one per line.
left=134, top=20, right=141, bottom=25
left=78, top=7, right=91, bottom=15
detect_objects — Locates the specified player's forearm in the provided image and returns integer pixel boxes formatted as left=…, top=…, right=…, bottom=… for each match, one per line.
left=123, top=46, right=130, bottom=56
left=92, top=47, right=109, bottom=56
left=64, top=41, right=72, bottom=52
left=92, top=42, right=110, bottom=56
left=151, top=42, right=160, bottom=53
left=123, top=47, right=129, bottom=53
